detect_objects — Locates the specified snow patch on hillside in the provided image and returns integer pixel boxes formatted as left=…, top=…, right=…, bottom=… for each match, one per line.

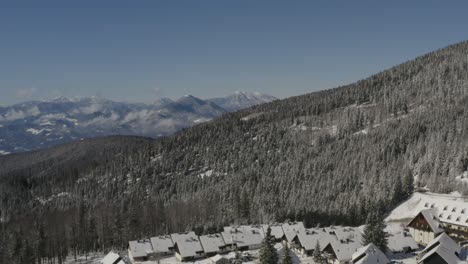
left=0, top=150, right=10, bottom=155
left=198, top=169, right=214, bottom=179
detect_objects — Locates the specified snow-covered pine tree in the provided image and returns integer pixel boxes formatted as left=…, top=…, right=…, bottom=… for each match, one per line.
left=259, top=227, right=278, bottom=264
left=363, top=211, right=388, bottom=251
left=282, top=243, right=292, bottom=264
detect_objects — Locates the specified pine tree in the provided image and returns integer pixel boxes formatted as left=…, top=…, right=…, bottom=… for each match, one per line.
left=282, top=244, right=292, bottom=264
left=312, top=241, right=324, bottom=263
left=259, top=227, right=278, bottom=264
left=363, top=211, right=388, bottom=251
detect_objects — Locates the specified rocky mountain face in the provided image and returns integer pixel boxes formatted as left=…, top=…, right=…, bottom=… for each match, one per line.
left=0, top=92, right=276, bottom=154
left=2, top=41, right=468, bottom=263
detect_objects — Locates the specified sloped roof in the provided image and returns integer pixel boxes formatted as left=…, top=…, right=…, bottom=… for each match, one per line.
left=352, top=243, right=389, bottom=264
left=128, top=239, right=154, bottom=258
left=419, top=234, right=463, bottom=264
left=281, top=222, right=305, bottom=242
left=150, top=235, right=174, bottom=253
left=199, top=233, right=226, bottom=253
left=388, top=192, right=468, bottom=229
left=101, top=251, right=126, bottom=264
left=320, top=227, right=363, bottom=262
left=386, top=231, right=419, bottom=252
left=171, top=232, right=204, bottom=258
left=412, top=209, right=444, bottom=233
left=222, top=225, right=264, bottom=248
left=296, top=228, right=335, bottom=251
left=262, top=223, right=285, bottom=240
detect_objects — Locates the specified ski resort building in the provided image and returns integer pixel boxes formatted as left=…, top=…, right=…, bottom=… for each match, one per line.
left=417, top=233, right=467, bottom=264
left=351, top=243, right=389, bottom=264
left=398, top=193, right=468, bottom=245
left=407, top=209, right=446, bottom=245
left=199, top=234, right=229, bottom=256
left=281, top=221, right=305, bottom=244
left=150, top=235, right=174, bottom=256
left=321, top=227, right=363, bottom=264
left=171, top=232, right=205, bottom=261
left=221, top=225, right=265, bottom=250
left=128, top=239, right=156, bottom=262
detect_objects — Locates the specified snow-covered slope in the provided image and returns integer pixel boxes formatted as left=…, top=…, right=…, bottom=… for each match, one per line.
left=0, top=92, right=275, bottom=154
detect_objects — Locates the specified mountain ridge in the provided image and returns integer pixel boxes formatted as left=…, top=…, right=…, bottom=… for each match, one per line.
left=0, top=92, right=276, bottom=154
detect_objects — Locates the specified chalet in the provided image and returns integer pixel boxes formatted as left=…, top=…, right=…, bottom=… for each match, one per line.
left=319, top=227, right=364, bottom=264
left=351, top=243, right=389, bottom=264
left=407, top=209, right=444, bottom=245
left=282, top=221, right=305, bottom=244
left=294, top=228, right=333, bottom=255
left=417, top=233, right=467, bottom=264
left=171, top=232, right=205, bottom=261
left=150, top=235, right=174, bottom=256
left=262, top=223, right=285, bottom=242
left=101, top=251, right=126, bottom=264
left=221, top=225, right=264, bottom=250
left=128, top=239, right=156, bottom=262
left=200, top=233, right=228, bottom=256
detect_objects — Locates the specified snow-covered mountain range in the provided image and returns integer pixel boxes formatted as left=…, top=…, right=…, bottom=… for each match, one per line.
left=0, top=92, right=276, bottom=154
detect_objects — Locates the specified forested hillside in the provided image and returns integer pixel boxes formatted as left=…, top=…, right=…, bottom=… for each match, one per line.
left=2, top=41, right=468, bottom=263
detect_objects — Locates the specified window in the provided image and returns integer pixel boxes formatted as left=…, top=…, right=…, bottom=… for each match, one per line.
left=444, top=206, right=448, bottom=211
left=452, top=207, right=457, bottom=212
left=424, top=203, right=429, bottom=207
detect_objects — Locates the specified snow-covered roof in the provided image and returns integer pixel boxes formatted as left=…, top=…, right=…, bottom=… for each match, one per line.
left=388, top=192, right=468, bottom=229
left=262, top=223, right=285, bottom=240
left=281, top=222, right=305, bottom=242
left=128, top=239, right=154, bottom=258
left=296, top=228, right=335, bottom=251
left=419, top=233, right=464, bottom=264
left=221, top=225, right=264, bottom=248
left=386, top=231, right=419, bottom=252
left=101, top=251, right=125, bottom=264
left=409, top=209, right=444, bottom=233
left=150, top=235, right=174, bottom=253
left=319, top=227, right=363, bottom=262
left=171, top=232, right=204, bottom=258
left=352, top=243, right=389, bottom=264
left=199, top=234, right=226, bottom=254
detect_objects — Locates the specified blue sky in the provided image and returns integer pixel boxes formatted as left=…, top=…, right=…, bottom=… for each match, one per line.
left=1, top=0, right=468, bottom=106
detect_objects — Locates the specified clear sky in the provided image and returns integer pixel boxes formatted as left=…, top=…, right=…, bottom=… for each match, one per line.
left=1, top=0, right=468, bottom=106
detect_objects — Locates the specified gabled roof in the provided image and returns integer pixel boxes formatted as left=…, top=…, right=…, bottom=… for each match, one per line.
left=408, top=209, right=444, bottom=233
left=150, top=235, right=174, bottom=253
left=281, top=222, right=305, bottom=242
left=296, top=228, right=335, bottom=251
left=321, top=227, right=363, bottom=262
left=262, top=223, right=285, bottom=240
left=419, top=233, right=463, bottom=264
left=386, top=231, right=419, bottom=252
left=101, top=251, right=126, bottom=264
left=199, top=233, right=226, bottom=253
left=171, top=232, right=204, bottom=258
left=221, top=225, right=264, bottom=248
left=128, top=239, right=154, bottom=258
left=352, top=243, right=389, bottom=264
